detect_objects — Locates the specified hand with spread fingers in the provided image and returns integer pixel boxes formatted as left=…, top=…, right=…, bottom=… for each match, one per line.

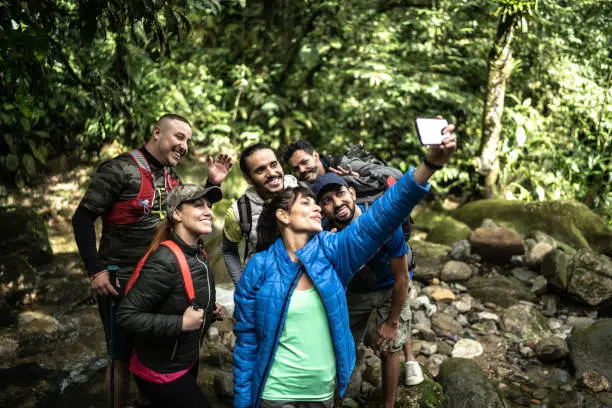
left=213, top=303, right=224, bottom=321
left=426, top=116, right=457, bottom=167
left=207, top=153, right=234, bottom=184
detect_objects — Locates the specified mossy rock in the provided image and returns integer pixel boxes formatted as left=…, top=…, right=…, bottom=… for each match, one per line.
left=453, top=199, right=612, bottom=256
left=568, top=318, right=612, bottom=382
left=465, top=275, right=537, bottom=308
left=438, top=358, right=507, bottom=408
left=414, top=210, right=472, bottom=246
left=394, top=379, right=444, bottom=408
left=0, top=206, right=52, bottom=266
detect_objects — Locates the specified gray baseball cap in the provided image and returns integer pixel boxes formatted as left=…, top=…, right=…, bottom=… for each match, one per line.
left=166, top=184, right=222, bottom=216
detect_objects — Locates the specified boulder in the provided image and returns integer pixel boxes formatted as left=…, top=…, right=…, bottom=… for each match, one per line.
left=567, top=250, right=612, bottom=306
left=438, top=358, right=507, bottom=408
left=502, top=303, right=549, bottom=340
left=450, top=240, right=471, bottom=262
left=541, top=248, right=572, bottom=291
left=423, top=285, right=456, bottom=303
left=0, top=256, right=38, bottom=308
left=454, top=199, right=612, bottom=256
left=465, top=275, right=537, bottom=308
left=568, top=318, right=612, bottom=383
left=451, top=339, right=484, bottom=359
left=427, top=218, right=472, bottom=247
left=468, top=227, right=524, bottom=263
left=0, top=206, right=53, bottom=266
left=410, top=241, right=450, bottom=282
left=431, top=313, right=463, bottom=338
left=440, top=261, right=473, bottom=282
left=535, top=336, right=569, bottom=361
left=525, top=242, right=554, bottom=267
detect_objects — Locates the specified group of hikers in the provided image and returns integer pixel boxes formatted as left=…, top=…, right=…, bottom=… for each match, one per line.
left=73, top=113, right=457, bottom=408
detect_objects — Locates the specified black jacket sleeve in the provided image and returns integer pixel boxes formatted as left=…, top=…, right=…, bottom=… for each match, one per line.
left=72, top=204, right=104, bottom=277
left=116, top=247, right=183, bottom=338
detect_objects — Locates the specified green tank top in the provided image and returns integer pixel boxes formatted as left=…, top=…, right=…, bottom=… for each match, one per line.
left=262, top=286, right=336, bottom=401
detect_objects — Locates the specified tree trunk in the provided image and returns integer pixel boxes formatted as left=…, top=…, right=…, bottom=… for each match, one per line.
left=478, top=15, right=516, bottom=198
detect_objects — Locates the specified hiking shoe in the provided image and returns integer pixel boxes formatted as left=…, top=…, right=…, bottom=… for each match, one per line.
left=405, top=361, right=424, bottom=386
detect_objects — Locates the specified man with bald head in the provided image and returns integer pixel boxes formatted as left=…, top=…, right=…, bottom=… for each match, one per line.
left=72, top=113, right=233, bottom=408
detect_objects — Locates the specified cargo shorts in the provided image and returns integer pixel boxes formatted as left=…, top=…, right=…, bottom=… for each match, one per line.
left=347, top=287, right=412, bottom=353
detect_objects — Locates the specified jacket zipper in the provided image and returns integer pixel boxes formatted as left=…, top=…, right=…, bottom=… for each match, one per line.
left=254, top=266, right=302, bottom=407
left=171, top=253, right=210, bottom=361
left=196, top=253, right=211, bottom=351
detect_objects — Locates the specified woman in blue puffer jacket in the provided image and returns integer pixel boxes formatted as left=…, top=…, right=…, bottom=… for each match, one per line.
left=233, top=135, right=456, bottom=408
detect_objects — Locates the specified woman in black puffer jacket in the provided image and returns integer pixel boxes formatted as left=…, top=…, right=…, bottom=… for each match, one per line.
left=117, top=184, right=223, bottom=408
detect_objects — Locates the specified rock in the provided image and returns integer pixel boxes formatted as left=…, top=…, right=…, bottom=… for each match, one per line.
left=449, top=240, right=471, bottom=262
left=0, top=256, right=38, bottom=309
left=566, top=316, right=595, bottom=330
left=531, top=275, right=548, bottom=295
left=567, top=249, right=612, bottom=307
left=396, top=378, right=444, bottom=408
left=568, top=318, right=612, bottom=383
left=535, top=336, right=569, bottom=361
left=345, top=345, right=367, bottom=398
left=510, top=267, right=539, bottom=285
left=451, top=339, right=484, bottom=359
left=547, top=318, right=563, bottom=331
left=420, top=341, right=438, bottom=356
left=466, top=275, right=537, bottom=308
left=0, top=296, right=17, bottom=327
left=0, top=329, right=19, bottom=366
left=415, top=325, right=438, bottom=342
left=409, top=241, right=450, bottom=281
left=541, top=248, right=572, bottom=291
left=17, top=311, right=62, bottom=355
left=213, top=371, right=234, bottom=398
left=440, top=261, right=473, bottom=282
left=583, top=371, right=610, bottom=393
left=0, top=206, right=53, bottom=266
left=438, top=358, right=507, bottom=408
left=411, top=295, right=437, bottom=317
left=426, top=217, right=472, bottom=247
left=412, top=310, right=431, bottom=328
left=199, top=341, right=233, bottom=368
left=520, top=346, right=535, bottom=358
left=502, top=303, right=549, bottom=340
left=480, top=219, right=499, bottom=229
left=437, top=341, right=453, bottom=356
left=452, top=297, right=472, bottom=313
left=477, top=311, right=500, bottom=322
left=456, top=314, right=469, bottom=327
left=540, top=294, right=558, bottom=317
left=468, top=227, right=525, bottom=263
left=425, top=354, right=449, bottom=377
left=431, top=313, right=463, bottom=338
left=207, top=326, right=219, bottom=341
left=532, top=230, right=558, bottom=248
left=363, top=351, right=382, bottom=389
left=215, top=284, right=235, bottom=316
left=453, top=199, right=612, bottom=256
left=525, top=242, right=554, bottom=267
left=423, top=286, right=456, bottom=303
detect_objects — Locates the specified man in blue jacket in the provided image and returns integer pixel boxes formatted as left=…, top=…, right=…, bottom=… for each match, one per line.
left=311, top=173, right=424, bottom=407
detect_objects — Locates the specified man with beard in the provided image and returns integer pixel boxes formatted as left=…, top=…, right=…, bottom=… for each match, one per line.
left=282, top=140, right=402, bottom=184
left=222, top=143, right=298, bottom=285
left=311, top=173, right=425, bottom=407
left=72, top=113, right=234, bottom=408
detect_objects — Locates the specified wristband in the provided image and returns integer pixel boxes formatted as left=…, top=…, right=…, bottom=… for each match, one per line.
left=90, top=271, right=106, bottom=281
left=423, top=158, right=443, bottom=171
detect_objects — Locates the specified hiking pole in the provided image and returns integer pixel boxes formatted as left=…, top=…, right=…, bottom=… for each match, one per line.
left=107, top=265, right=119, bottom=408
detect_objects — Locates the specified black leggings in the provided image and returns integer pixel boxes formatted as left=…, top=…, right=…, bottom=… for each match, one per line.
left=134, top=362, right=211, bottom=408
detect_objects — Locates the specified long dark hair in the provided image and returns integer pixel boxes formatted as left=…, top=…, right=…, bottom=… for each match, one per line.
left=256, top=186, right=315, bottom=252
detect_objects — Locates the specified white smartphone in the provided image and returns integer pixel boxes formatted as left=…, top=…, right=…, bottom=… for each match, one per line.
left=415, top=118, right=449, bottom=145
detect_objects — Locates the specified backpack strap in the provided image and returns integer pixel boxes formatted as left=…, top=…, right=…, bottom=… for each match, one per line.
left=128, top=149, right=152, bottom=173
left=236, top=195, right=252, bottom=261
left=125, top=240, right=199, bottom=309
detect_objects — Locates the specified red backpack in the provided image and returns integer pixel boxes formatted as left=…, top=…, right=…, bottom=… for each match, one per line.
left=104, top=149, right=180, bottom=227
left=125, top=240, right=202, bottom=309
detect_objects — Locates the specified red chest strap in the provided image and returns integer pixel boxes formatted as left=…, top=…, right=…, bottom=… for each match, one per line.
left=125, top=240, right=207, bottom=308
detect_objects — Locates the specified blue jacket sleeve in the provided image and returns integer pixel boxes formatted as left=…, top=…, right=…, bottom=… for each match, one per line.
left=323, top=168, right=429, bottom=286
left=232, top=253, right=263, bottom=408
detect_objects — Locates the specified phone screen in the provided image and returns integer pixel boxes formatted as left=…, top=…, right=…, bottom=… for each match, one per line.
left=415, top=118, right=449, bottom=145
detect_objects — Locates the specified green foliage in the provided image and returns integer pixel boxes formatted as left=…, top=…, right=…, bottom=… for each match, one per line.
left=0, top=0, right=610, bottom=224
